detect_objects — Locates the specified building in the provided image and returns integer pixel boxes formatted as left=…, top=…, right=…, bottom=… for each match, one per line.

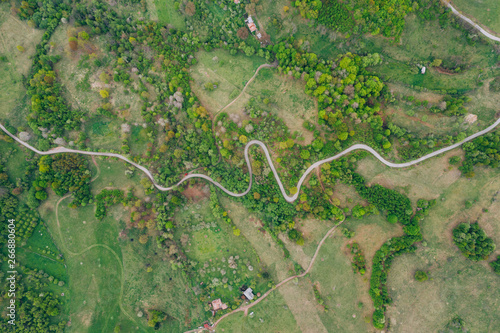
left=211, top=299, right=228, bottom=311
left=243, top=288, right=254, bottom=300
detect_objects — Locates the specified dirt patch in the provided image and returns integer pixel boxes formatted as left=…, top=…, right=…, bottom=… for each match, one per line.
left=182, top=183, right=210, bottom=202
left=434, top=67, right=457, bottom=75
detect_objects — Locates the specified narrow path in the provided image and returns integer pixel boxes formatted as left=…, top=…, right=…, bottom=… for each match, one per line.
left=54, top=186, right=139, bottom=327
left=209, top=220, right=344, bottom=330
left=1, top=118, right=499, bottom=204
left=445, top=1, right=500, bottom=42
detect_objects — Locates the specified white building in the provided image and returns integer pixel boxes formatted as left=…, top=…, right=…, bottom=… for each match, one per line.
left=243, top=288, right=254, bottom=300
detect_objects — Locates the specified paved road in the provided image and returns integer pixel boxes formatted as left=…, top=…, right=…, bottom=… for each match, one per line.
left=1, top=117, right=500, bottom=203
left=446, top=1, right=500, bottom=42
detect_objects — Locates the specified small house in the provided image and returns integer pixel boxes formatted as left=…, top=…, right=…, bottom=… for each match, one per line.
left=243, top=288, right=254, bottom=300
left=234, top=0, right=240, bottom=3
left=211, top=298, right=228, bottom=311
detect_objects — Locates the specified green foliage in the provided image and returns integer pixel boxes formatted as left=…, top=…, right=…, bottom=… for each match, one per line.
left=490, top=256, right=500, bottom=275
left=349, top=242, right=366, bottom=275
left=460, top=131, right=500, bottom=176
left=94, top=189, right=125, bottom=220
left=341, top=227, right=355, bottom=239
left=317, top=0, right=354, bottom=32
left=452, top=223, right=495, bottom=261
left=414, top=270, right=428, bottom=282
left=312, top=284, right=329, bottom=311
left=34, top=155, right=92, bottom=208
left=490, top=77, right=500, bottom=92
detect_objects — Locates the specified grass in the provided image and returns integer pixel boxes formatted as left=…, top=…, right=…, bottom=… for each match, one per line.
left=173, top=195, right=270, bottom=304
left=241, top=68, right=317, bottom=143
left=0, top=7, right=43, bottom=129
left=356, top=148, right=500, bottom=332
left=49, top=25, right=145, bottom=151
left=452, top=0, right=500, bottom=33
left=217, top=291, right=300, bottom=333
left=386, top=167, right=500, bottom=332
left=152, top=0, right=186, bottom=30
left=189, top=49, right=267, bottom=114
left=0, top=141, right=31, bottom=181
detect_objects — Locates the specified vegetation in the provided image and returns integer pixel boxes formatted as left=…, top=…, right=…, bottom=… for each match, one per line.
left=414, top=270, right=428, bottom=282
left=452, top=222, right=495, bottom=261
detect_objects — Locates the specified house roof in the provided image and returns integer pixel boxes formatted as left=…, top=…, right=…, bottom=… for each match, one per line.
left=247, top=23, right=257, bottom=32
left=243, top=288, right=254, bottom=300
left=211, top=299, right=223, bottom=311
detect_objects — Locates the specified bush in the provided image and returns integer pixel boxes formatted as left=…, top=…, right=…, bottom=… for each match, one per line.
left=490, top=256, right=500, bottom=275
left=452, top=223, right=495, bottom=261
left=414, top=270, right=428, bottom=282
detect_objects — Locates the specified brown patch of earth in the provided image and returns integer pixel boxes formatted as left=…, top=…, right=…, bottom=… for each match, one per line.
left=182, top=183, right=210, bottom=202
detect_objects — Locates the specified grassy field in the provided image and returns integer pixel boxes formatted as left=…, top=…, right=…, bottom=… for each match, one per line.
left=0, top=6, right=43, bottom=129
left=453, top=0, right=500, bottom=33
left=356, top=149, right=500, bottom=332
left=173, top=194, right=270, bottom=305
left=49, top=25, right=145, bottom=151
left=190, top=49, right=267, bottom=114
left=217, top=291, right=300, bottom=333
left=150, top=0, right=186, bottom=30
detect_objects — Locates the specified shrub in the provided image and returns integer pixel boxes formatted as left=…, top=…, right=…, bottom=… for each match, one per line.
left=490, top=256, right=500, bottom=275
left=452, top=223, right=495, bottom=261
left=414, top=270, right=428, bottom=282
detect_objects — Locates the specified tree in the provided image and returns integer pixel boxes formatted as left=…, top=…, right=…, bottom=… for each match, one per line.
left=78, top=31, right=89, bottom=40
left=452, top=223, right=495, bottom=261
left=239, top=135, right=248, bottom=144
left=185, top=1, right=196, bottom=16
left=100, top=89, right=109, bottom=98
left=283, top=6, right=289, bottom=13
left=139, top=234, right=148, bottom=244
left=237, top=27, right=249, bottom=40
left=490, top=256, right=500, bottom=275
left=17, top=45, right=25, bottom=52
left=414, top=270, right=428, bottom=282
left=300, top=149, right=310, bottom=160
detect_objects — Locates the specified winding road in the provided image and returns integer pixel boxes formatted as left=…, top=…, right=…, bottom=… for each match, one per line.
left=446, top=1, right=500, bottom=42
left=1, top=118, right=500, bottom=203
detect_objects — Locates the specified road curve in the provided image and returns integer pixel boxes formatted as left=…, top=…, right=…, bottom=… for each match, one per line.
left=446, top=2, right=500, bottom=42
left=1, top=118, right=499, bottom=203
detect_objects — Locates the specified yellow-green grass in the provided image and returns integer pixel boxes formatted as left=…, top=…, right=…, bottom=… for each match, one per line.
left=367, top=14, right=497, bottom=92
left=174, top=195, right=270, bottom=302
left=232, top=67, right=317, bottom=144
left=50, top=25, right=144, bottom=151
left=190, top=49, right=267, bottom=114
left=121, top=222, right=208, bottom=332
left=151, top=0, right=186, bottom=30
left=356, top=146, right=500, bottom=332
left=0, top=7, right=43, bottom=128
left=221, top=198, right=298, bottom=281
left=0, top=141, right=31, bottom=181
left=217, top=291, right=301, bottom=333
left=452, top=0, right=500, bottom=34
left=386, top=167, right=500, bottom=332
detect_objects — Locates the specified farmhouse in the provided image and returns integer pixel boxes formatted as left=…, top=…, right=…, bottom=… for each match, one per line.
left=246, top=16, right=257, bottom=32
left=210, top=298, right=228, bottom=311
left=243, top=287, right=254, bottom=300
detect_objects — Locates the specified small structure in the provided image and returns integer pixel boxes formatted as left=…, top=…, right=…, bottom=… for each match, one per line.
left=211, top=299, right=228, bottom=311
left=243, top=288, right=254, bottom=300
left=256, top=32, right=262, bottom=39
left=421, top=66, right=426, bottom=74
left=234, top=0, right=240, bottom=3
left=246, top=16, right=257, bottom=32
left=204, top=323, right=211, bottom=329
